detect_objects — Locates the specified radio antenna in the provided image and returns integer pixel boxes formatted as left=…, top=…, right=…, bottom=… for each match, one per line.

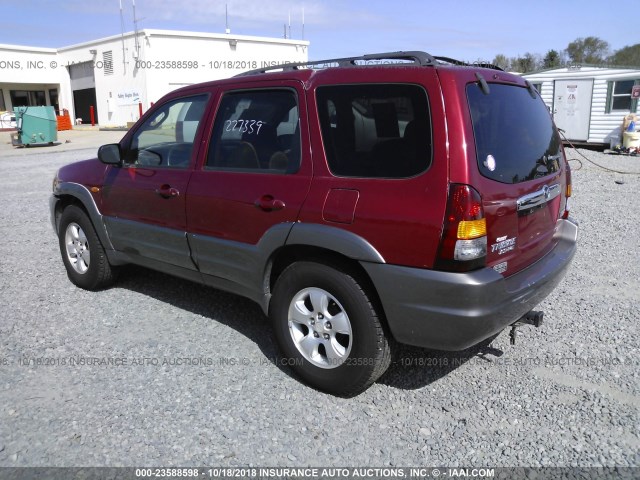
left=132, top=0, right=142, bottom=59
left=119, top=0, right=127, bottom=68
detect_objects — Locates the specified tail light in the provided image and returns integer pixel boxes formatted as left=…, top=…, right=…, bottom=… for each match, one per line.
left=435, top=184, right=487, bottom=272
left=562, top=161, right=572, bottom=219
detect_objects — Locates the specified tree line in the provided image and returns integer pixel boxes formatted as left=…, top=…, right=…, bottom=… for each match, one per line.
left=491, top=37, right=640, bottom=73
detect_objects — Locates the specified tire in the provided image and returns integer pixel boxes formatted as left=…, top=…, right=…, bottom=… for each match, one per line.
left=58, top=205, right=116, bottom=290
left=270, top=261, right=391, bottom=396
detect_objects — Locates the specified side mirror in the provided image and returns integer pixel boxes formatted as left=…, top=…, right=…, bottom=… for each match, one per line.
left=98, top=144, right=122, bottom=165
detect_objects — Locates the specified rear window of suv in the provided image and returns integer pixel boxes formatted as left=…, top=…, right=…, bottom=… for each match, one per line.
left=316, top=84, right=432, bottom=178
left=467, top=83, right=561, bottom=184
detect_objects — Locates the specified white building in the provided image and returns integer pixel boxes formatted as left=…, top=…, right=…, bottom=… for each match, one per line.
left=523, top=66, right=640, bottom=145
left=0, top=29, right=309, bottom=128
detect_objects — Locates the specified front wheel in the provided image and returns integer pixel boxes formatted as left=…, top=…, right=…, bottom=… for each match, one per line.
left=270, top=261, right=390, bottom=396
left=58, top=205, right=116, bottom=290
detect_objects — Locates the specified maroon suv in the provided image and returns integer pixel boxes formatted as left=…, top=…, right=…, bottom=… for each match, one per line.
left=51, top=52, right=578, bottom=396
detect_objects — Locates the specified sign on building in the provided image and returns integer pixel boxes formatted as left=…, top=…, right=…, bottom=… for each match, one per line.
left=117, top=89, right=141, bottom=106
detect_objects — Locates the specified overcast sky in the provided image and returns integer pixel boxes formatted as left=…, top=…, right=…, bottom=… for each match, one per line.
left=0, top=0, right=630, bottom=62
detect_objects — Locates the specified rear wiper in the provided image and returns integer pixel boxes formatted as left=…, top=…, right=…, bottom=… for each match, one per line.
left=543, top=153, right=562, bottom=169
left=535, top=164, right=549, bottom=177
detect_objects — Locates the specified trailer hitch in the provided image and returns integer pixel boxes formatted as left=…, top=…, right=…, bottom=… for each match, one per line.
left=509, top=310, right=544, bottom=345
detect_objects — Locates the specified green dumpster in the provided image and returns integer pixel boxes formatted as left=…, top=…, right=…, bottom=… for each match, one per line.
left=11, top=106, right=58, bottom=147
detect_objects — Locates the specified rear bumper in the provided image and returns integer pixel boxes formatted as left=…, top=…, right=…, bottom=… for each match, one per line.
left=362, top=218, right=578, bottom=350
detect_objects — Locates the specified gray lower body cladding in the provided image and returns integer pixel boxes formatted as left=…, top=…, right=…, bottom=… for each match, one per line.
left=362, top=218, right=578, bottom=350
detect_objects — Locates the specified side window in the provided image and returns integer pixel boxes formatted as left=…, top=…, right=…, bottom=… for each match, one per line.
left=206, top=90, right=300, bottom=174
left=125, top=94, right=208, bottom=168
left=606, top=79, right=639, bottom=113
left=316, top=84, right=432, bottom=178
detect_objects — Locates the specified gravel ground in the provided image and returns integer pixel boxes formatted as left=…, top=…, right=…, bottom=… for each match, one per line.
left=0, top=142, right=638, bottom=468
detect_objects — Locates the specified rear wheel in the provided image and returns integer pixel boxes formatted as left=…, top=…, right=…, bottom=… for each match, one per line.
left=58, top=205, right=116, bottom=290
left=270, top=261, right=390, bottom=396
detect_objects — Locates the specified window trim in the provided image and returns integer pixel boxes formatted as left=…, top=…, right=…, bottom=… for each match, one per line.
left=605, top=79, right=640, bottom=113
left=315, top=82, right=433, bottom=179
left=204, top=87, right=301, bottom=175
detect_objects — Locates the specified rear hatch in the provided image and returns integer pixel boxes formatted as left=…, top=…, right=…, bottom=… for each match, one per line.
left=466, top=81, right=569, bottom=276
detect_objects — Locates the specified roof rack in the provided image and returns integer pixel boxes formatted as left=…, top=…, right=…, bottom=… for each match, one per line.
left=236, top=51, right=437, bottom=77
left=236, top=51, right=504, bottom=77
left=434, top=56, right=503, bottom=71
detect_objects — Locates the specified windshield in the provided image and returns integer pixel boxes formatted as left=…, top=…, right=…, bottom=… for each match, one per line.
left=467, top=83, right=561, bottom=184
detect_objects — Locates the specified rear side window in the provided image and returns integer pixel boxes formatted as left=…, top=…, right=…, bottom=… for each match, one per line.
left=467, top=83, right=561, bottom=184
left=206, top=89, right=300, bottom=174
left=316, top=84, right=432, bottom=178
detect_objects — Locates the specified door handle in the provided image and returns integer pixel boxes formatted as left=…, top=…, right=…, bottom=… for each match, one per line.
left=155, top=184, right=179, bottom=198
left=254, top=195, right=285, bottom=212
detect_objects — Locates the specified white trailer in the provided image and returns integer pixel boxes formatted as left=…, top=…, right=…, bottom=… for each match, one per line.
left=523, top=66, right=640, bottom=146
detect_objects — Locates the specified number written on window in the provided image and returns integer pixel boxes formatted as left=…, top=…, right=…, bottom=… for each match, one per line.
left=224, top=119, right=264, bottom=134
